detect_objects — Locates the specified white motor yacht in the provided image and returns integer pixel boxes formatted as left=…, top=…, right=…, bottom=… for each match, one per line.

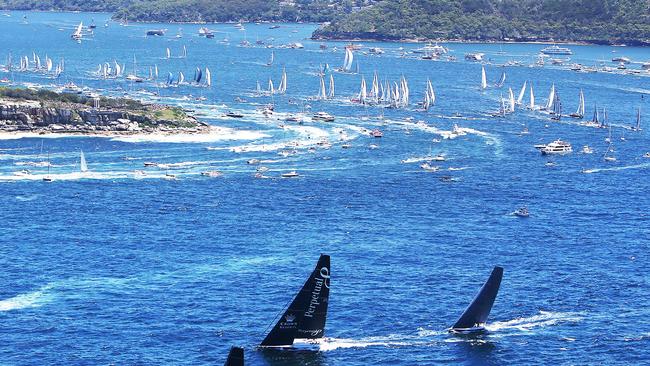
left=541, top=140, right=572, bottom=155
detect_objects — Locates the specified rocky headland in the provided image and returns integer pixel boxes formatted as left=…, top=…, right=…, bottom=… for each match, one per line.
left=0, top=88, right=210, bottom=136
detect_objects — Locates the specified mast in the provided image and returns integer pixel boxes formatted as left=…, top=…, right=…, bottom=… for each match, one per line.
left=636, top=107, right=641, bottom=131
left=328, top=74, right=335, bottom=98
left=529, top=83, right=535, bottom=110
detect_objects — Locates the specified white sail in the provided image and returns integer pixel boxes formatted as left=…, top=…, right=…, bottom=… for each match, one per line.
left=72, top=22, right=83, bottom=39
left=508, top=88, right=515, bottom=113
left=80, top=150, right=88, bottom=172
left=529, top=83, right=535, bottom=109
left=166, top=48, right=171, bottom=59
left=268, top=78, right=274, bottom=94
left=178, top=71, right=185, bottom=84
left=342, top=48, right=354, bottom=72
left=358, top=76, right=367, bottom=104
left=46, top=57, right=53, bottom=72
left=400, top=76, right=409, bottom=107
left=154, top=64, right=158, bottom=79
left=545, top=83, right=555, bottom=110
left=256, top=80, right=261, bottom=95
left=328, top=74, right=335, bottom=98
left=427, top=79, right=435, bottom=106
left=319, top=75, right=327, bottom=99
left=181, top=45, right=187, bottom=58
left=277, top=68, right=287, bottom=94
left=481, top=66, right=487, bottom=90
left=114, top=62, right=122, bottom=77
left=205, top=67, right=211, bottom=87
left=496, top=71, right=506, bottom=87
left=517, top=81, right=527, bottom=105
left=577, top=89, right=585, bottom=116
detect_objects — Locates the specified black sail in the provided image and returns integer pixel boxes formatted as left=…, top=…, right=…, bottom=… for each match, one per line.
left=297, top=254, right=330, bottom=339
left=224, top=346, right=244, bottom=366
left=260, top=254, right=331, bottom=347
left=452, top=266, right=503, bottom=330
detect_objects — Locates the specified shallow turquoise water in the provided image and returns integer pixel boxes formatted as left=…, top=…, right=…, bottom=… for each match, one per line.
left=1, top=11, right=649, bottom=365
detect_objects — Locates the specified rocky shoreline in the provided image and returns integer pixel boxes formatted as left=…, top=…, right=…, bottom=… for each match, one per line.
left=0, top=91, right=210, bottom=136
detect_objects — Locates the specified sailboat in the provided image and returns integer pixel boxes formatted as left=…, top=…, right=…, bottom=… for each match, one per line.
left=71, top=22, right=83, bottom=40
left=166, top=47, right=171, bottom=59
left=356, top=76, right=367, bottom=104
left=181, top=45, right=187, bottom=58
left=224, top=346, right=244, bottom=366
left=277, top=67, right=287, bottom=94
left=495, top=71, right=506, bottom=88
left=632, top=107, right=642, bottom=131
left=507, top=88, right=515, bottom=113
left=516, top=81, right=527, bottom=105
left=126, top=55, right=143, bottom=82
left=450, top=266, right=503, bottom=334
left=528, top=83, right=536, bottom=110
left=80, top=150, right=88, bottom=173
left=422, top=78, right=435, bottom=111
left=266, top=51, right=274, bottom=67
left=328, top=74, right=335, bottom=99
left=551, top=92, right=562, bottom=120
left=569, top=89, right=585, bottom=118
left=318, top=75, right=327, bottom=100
left=481, top=66, right=487, bottom=90
left=43, top=151, right=53, bottom=182
left=340, top=48, right=354, bottom=73
left=205, top=67, right=212, bottom=87
left=268, top=78, right=275, bottom=95
left=545, top=83, right=555, bottom=110
left=260, top=254, right=330, bottom=348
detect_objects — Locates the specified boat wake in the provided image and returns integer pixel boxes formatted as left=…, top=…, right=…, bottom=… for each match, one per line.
left=485, top=311, right=583, bottom=332
left=0, top=285, right=54, bottom=311
left=581, top=162, right=650, bottom=174
left=110, top=126, right=267, bottom=143
left=309, top=333, right=442, bottom=352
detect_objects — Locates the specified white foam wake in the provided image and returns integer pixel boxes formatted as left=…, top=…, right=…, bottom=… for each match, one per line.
left=485, top=311, right=583, bottom=332
left=0, top=285, right=54, bottom=311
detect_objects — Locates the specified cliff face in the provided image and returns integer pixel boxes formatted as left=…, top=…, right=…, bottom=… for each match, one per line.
left=0, top=99, right=207, bottom=134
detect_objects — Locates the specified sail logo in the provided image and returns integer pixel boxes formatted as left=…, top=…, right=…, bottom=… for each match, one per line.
left=279, top=313, right=297, bottom=329
left=304, top=266, right=330, bottom=318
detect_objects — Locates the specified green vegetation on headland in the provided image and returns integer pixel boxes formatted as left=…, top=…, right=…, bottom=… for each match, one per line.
left=2, top=0, right=648, bottom=45
left=0, top=87, right=206, bottom=134
left=312, top=0, right=650, bottom=45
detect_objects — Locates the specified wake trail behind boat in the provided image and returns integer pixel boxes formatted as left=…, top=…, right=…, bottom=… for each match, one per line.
left=0, top=285, right=54, bottom=311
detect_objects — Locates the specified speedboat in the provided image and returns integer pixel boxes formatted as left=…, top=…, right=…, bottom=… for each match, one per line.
left=201, top=170, right=223, bottom=177
left=541, top=45, right=572, bottom=55
left=464, top=53, right=484, bottom=62
left=644, top=152, right=650, bottom=158
left=513, top=206, right=529, bottom=217
left=368, top=47, right=384, bottom=54
left=143, top=162, right=158, bottom=167
left=312, top=112, right=335, bottom=122
left=541, top=140, right=572, bottom=155
left=612, top=56, right=631, bottom=63
left=581, top=145, right=594, bottom=154
left=420, top=163, right=439, bottom=172
left=225, top=111, right=244, bottom=118
left=370, top=129, right=383, bottom=138
left=281, top=171, right=299, bottom=178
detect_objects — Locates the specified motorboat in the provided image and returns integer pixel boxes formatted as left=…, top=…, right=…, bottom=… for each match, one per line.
left=540, top=45, right=572, bottom=55
left=368, top=47, right=384, bottom=54
left=312, top=112, right=335, bottom=122
left=643, top=152, right=650, bottom=158
left=225, top=111, right=244, bottom=118
left=281, top=171, right=299, bottom=178
left=464, top=53, right=484, bottom=62
left=612, top=56, right=631, bottom=63
left=370, top=129, right=383, bottom=138
left=420, top=163, right=439, bottom=172
left=143, top=162, right=158, bottom=167
left=581, top=145, right=594, bottom=154
left=146, top=29, right=165, bottom=36
left=541, top=140, right=572, bottom=155
left=201, top=170, right=223, bottom=177
left=513, top=206, right=529, bottom=217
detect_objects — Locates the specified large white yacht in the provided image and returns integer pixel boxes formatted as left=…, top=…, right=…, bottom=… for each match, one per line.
left=541, top=140, right=572, bottom=155
left=541, top=45, right=573, bottom=55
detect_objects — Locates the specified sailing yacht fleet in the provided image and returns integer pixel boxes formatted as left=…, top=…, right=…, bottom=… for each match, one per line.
left=218, top=255, right=504, bottom=364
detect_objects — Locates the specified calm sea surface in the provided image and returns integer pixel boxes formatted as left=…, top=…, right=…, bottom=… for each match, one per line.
left=1, top=11, right=649, bottom=365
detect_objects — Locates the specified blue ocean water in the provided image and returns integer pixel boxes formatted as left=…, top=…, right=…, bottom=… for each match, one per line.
left=1, top=11, right=650, bottom=365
